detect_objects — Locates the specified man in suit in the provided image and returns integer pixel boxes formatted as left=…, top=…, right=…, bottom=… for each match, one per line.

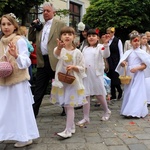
left=28, top=2, right=66, bottom=118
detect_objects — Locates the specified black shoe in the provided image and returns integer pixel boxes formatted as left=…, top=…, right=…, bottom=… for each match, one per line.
left=110, top=97, right=117, bottom=100
left=118, top=91, right=122, bottom=100
left=148, top=104, right=150, bottom=107
left=61, top=111, right=66, bottom=116
left=74, top=106, right=83, bottom=110
left=94, top=103, right=101, bottom=107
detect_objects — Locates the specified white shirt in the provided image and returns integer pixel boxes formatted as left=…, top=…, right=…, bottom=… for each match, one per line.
left=41, top=19, right=53, bottom=55
left=108, top=36, right=123, bottom=58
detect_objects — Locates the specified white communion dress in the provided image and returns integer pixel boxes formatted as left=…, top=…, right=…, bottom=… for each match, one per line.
left=0, top=38, right=39, bottom=142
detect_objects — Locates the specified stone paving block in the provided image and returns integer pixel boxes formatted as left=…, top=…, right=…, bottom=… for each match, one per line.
left=135, top=134, right=150, bottom=140
left=86, top=143, right=108, bottom=150
left=108, top=145, right=129, bottom=150
left=27, top=144, right=48, bottom=150
left=114, top=127, right=128, bottom=133
left=0, top=144, right=6, bottom=150
left=100, top=132, right=117, bottom=138
left=47, top=143, right=66, bottom=150
left=66, top=143, right=87, bottom=150
left=85, top=136, right=103, bottom=143
left=128, top=143, right=149, bottom=150
left=104, top=137, right=124, bottom=146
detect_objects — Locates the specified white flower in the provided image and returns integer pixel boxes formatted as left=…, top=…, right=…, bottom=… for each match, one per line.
left=77, top=22, right=85, bottom=31
left=9, top=13, right=19, bottom=23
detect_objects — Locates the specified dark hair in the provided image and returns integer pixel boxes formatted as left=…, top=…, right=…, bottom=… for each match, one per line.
left=84, top=24, right=91, bottom=32
left=87, top=29, right=99, bottom=36
left=87, top=29, right=99, bottom=47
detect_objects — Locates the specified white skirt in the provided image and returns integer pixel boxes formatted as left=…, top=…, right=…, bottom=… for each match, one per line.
left=0, top=81, right=39, bottom=142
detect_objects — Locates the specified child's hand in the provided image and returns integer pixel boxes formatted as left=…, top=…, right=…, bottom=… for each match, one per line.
left=121, top=61, right=127, bottom=67
left=8, top=42, right=18, bottom=59
left=130, top=67, right=138, bottom=73
left=66, top=65, right=79, bottom=72
left=56, top=38, right=65, bottom=50
left=103, top=34, right=110, bottom=44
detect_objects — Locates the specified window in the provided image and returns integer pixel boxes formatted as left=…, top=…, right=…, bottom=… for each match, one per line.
left=69, top=2, right=81, bottom=31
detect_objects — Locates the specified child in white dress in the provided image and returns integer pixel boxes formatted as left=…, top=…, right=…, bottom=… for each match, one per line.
left=50, top=26, right=87, bottom=138
left=76, top=29, right=111, bottom=126
left=140, top=33, right=150, bottom=105
left=0, top=13, right=39, bottom=147
left=116, top=33, right=150, bottom=118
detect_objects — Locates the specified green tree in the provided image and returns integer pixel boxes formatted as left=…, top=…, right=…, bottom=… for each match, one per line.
left=0, top=0, right=47, bottom=25
left=83, top=0, right=150, bottom=41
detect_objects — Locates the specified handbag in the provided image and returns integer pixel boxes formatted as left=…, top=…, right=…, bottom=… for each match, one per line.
left=0, top=55, right=13, bottom=78
left=58, top=70, right=76, bottom=84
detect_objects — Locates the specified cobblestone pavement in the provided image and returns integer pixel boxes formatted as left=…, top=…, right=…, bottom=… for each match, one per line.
left=1, top=95, right=150, bottom=150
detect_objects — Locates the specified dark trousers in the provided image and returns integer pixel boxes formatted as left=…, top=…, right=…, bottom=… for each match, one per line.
left=107, top=69, right=122, bottom=99
left=33, top=55, right=55, bottom=117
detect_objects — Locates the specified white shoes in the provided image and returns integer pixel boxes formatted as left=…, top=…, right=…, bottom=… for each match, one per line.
left=57, top=130, right=72, bottom=138
left=101, top=110, right=111, bottom=121
left=14, top=140, right=33, bottom=148
left=76, top=118, right=90, bottom=127
left=71, top=124, right=76, bottom=134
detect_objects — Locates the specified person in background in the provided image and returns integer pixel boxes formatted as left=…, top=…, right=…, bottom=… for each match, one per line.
left=50, top=26, right=87, bottom=138
left=140, top=33, right=150, bottom=106
left=77, top=22, right=91, bottom=51
left=116, top=33, right=150, bottom=118
left=145, top=31, right=150, bottom=45
left=0, top=13, right=39, bottom=148
left=28, top=2, right=66, bottom=118
left=106, top=27, right=123, bottom=101
left=19, top=26, right=34, bottom=82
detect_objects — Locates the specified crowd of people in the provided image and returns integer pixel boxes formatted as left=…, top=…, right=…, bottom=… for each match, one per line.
left=0, top=1, right=150, bottom=147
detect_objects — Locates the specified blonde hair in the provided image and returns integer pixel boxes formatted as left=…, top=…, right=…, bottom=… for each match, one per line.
left=0, top=13, right=20, bottom=35
left=140, top=33, right=150, bottom=52
left=106, top=27, right=115, bottom=33
left=19, top=26, right=27, bottom=36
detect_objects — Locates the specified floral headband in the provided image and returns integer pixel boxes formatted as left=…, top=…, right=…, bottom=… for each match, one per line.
left=9, top=13, right=19, bottom=23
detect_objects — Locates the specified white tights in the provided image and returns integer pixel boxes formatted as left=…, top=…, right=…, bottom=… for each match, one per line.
left=82, top=95, right=109, bottom=120
left=64, top=107, right=74, bottom=132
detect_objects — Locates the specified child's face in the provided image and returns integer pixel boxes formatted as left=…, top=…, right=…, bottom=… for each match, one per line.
left=61, top=32, right=75, bottom=45
left=140, top=35, right=147, bottom=45
left=87, top=34, right=99, bottom=46
left=1, top=17, right=16, bottom=37
left=131, top=37, right=140, bottom=49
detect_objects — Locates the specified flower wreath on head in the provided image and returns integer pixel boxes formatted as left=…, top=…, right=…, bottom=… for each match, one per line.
left=9, top=13, right=19, bottom=23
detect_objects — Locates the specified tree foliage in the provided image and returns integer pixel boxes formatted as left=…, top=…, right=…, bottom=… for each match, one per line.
left=0, top=0, right=47, bottom=25
left=83, top=0, right=150, bottom=41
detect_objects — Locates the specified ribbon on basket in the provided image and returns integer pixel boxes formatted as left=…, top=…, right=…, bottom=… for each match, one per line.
left=58, top=70, right=76, bottom=84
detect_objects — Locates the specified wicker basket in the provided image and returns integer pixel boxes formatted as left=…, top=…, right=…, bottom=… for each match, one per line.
left=119, top=66, right=131, bottom=85
left=58, top=71, right=76, bottom=84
